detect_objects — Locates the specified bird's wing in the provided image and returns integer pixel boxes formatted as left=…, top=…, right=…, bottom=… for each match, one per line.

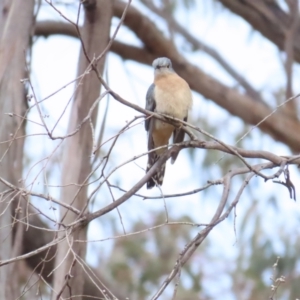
left=172, top=116, right=188, bottom=163
left=145, top=83, right=156, bottom=131
left=145, top=83, right=160, bottom=189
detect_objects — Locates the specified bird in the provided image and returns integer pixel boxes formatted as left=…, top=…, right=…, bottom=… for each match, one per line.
left=145, top=57, right=192, bottom=189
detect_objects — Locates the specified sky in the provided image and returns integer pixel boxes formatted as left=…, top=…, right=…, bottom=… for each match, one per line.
left=27, top=1, right=300, bottom=299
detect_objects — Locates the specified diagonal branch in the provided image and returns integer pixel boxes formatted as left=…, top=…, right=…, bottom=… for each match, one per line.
left=141, top=0, right=264, bottom=103
left=34, top=14, right=300, bottom=152
left=113, top=1, right=300, bottom=152
left=217, top=0, right=300, bottom=63
left=152, top=161, right=274, bottom=299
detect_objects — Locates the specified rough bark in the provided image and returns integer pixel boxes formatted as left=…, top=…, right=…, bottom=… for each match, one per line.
left=0, top=1, right=34, bottom=299
left=51, top=1, right=113, bottom=299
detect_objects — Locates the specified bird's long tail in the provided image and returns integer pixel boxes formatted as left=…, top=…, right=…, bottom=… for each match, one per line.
left=146, top=153, right=166, bottom=189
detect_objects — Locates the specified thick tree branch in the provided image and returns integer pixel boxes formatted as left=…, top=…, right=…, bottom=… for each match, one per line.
left=34, top=20, right=78, bottom=38
left=35, top=20, right=156, bottom=64
left=115, top=1, right=300, bottom=152
left=141, top=0, right=264, bottom=103
left=283, top=0, right=299, bottom=118
left=34, top=18, right=300, bottom=153
left=217, top=0, right=300, bottom=63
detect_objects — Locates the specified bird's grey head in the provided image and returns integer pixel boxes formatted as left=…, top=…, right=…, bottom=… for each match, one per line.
left=152, top=57, right=174, bottom=74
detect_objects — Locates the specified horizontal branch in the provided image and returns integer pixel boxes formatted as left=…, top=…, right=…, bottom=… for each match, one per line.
left=34, top=20, right=156, bottom=64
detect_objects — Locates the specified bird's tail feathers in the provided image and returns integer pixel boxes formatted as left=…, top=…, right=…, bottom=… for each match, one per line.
left=146, top=153, right=166, bottom=189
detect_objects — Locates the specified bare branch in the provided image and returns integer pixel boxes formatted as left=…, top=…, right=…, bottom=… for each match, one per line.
left=142, top=0, right=264, bottom=103
left=34, top=10, right=300, bottom=152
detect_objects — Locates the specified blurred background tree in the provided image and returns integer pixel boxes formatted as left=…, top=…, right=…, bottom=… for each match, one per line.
left=0, top=0, right=300, bottom=299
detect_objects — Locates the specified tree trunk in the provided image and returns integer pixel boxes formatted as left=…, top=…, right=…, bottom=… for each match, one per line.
left=52, top=1, right=113, bottom=299
left=0, top=0, right=34, bottom=299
